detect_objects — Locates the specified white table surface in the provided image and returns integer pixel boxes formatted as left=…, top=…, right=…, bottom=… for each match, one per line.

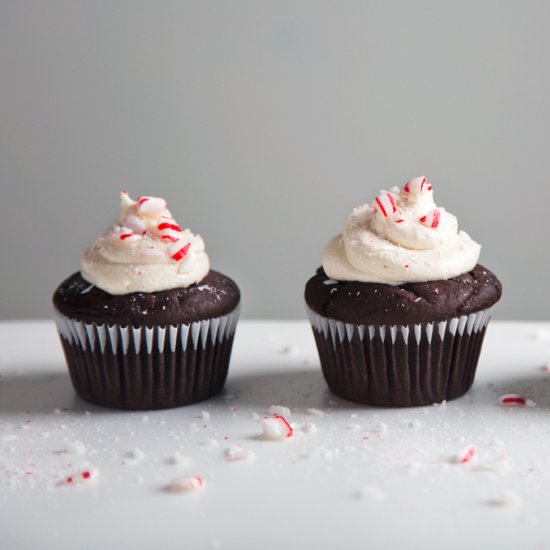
left=1, top=319, right=550, bottom=550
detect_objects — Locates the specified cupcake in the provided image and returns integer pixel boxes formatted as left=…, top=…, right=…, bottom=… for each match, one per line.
left=305, top=177, right=501, bottom=407
left=53, top=191, right=240, bottom=410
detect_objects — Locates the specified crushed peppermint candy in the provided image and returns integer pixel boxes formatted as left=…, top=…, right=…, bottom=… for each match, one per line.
left=137, top=196, right=167, bottom=214
left=419, top=208, right=441, bottom=228
left=226, top=444, right=255, bottom=461
left=201, top=411, right=211, bottom=421
left=261, top=415, right=293, bottom=440
left=200, top=439, right=218, bottom=449
left=305, top=408, right=325, bottom=416
left=268, top=405, right=291, bottom=417
left=300, top=422, right=317, bottom=434
left=62, top=467, right=98, bottom=486
left=374, top=191, right=397, bottom=218
left=167, top=475, right=204, bottom=493
left=456, top=446, right=477, bottom=464
left=403, top=176, right=429, bottom=194
left=499, top=394, right=536, bottom=407
left=168, top=452, right=192, bottom=466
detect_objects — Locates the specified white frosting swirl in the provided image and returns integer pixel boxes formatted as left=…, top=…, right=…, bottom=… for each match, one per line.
left=322, top=178, right=481, bottom=285
left=81, top=192, right=210, bottom=294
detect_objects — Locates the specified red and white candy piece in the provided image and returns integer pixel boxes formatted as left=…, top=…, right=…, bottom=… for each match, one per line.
left=456, top=446, right=477, bottom=464
left=63, top=467, right=98, bottom=485
left=121, top=214, right=147, bottom=235
left=137, top=196, right=167, bottom=215
left=226, top=444, right=255, bottom=461
left=167, top=475, right=204, bottom=493
left=169, top=240, right=191, bottom=262
left=499, top=394, right=536, bottom=406
left=419, top=208, right=441, bottom=228
left=157, top=221, right=183, bottom=243
left=374, top=191, right=397, bottom=218
left=261, top=414, right=294, bottom=440
left=403, top=176, right=432, bottom=194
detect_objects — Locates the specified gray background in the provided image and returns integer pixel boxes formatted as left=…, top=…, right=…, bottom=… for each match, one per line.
left=1, top=1, right=549, bottom=320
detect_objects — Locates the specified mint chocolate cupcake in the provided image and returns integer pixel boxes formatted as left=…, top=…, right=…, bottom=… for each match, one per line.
left=305, top=177, right=501, bottom=407
left=53, top=192, right=240, bottom=410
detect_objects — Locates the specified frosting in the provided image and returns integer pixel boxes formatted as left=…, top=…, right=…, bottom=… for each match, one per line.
left=81, top=191, right=209, bottom=294
left=322, top=177, right=481, bottom=285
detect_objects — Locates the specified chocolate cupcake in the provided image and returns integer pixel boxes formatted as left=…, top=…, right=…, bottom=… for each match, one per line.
left=53, top=192, right=240, bottom=410
left=305, top=177, right=501, bottom=407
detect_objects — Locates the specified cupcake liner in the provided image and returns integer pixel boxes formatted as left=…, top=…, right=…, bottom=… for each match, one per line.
left=306, top=307, right=492, bottom=407
left=54, top=307, right=240, bottom=410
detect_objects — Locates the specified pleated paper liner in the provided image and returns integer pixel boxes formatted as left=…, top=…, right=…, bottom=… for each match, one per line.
left=306, top=307, right=492, bottom=407
left=54, top=306, right=240, bottom=410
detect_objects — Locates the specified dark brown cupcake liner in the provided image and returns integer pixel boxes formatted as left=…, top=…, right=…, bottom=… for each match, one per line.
left=306, top=307, right=493, bottom=407
left=54, top=307, right=240, bottom=410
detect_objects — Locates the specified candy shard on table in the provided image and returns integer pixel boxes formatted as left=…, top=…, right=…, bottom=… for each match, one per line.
left=499, top=394, right=536, bottom=407
left=456, top=446, right=477, bottom=464
left=226, top=444, right=255, bottom=461
left=62, top=467, right=98, bottom=486
left=261, top=415, right=294, bottom=440
left=167, top=475, right=204, bottom=494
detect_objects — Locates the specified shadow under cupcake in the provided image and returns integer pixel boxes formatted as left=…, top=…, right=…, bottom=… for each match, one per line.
left=53, top=192, right=240, bottom=410
left=305, top=177, right=502, bottom=407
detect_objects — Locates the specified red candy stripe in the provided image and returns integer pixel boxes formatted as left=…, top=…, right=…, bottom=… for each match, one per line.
left=499, top=394, right=527, bottom=406
left=273, top=414, right=293, bottom=438
left=120, top=233, right=134, bottom=240
left=170, top=241, right=191, bottom=261
left=158, top=222, right=182, bottom=232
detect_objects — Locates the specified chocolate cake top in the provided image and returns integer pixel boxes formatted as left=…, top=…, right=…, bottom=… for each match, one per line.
left=305, top=264, right=501, bottom=325
left=53, top=271, right=240, bottom=327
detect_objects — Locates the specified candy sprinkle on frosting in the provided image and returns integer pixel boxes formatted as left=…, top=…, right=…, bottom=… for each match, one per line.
left=419, top=208, right=441, bottom=228
left=374, top=191, right=397, bottom=218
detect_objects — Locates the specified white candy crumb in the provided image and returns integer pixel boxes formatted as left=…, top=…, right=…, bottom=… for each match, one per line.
left=53, top=408, right=62, bottom=415
left=168, top=452, right=191, bottom=466
left=300, top=422, right=317, bottom=434
left=201, top=411, right=211, bottom=421
left=124, top=448, right=145, bottom=465
left=323, top=279, right=338, bottom=285
left=140, top=415, right=149, bottom=422
left=63, top=440, right=86, bottom=456
left=226, top=444, right=255, bottom=461
left=490, top=490, right=522, bottom=508
left=200, top=439, right=218, bottom=449
left=261, top=416, right=293, bottom=440
left=167, top=476, right=204, bottom=493
left=357, top=486, right=385, bottom=502
left=376, top=422, right=388, bottom=435
left=268, top=405, right=291, bottom=417
left=306, top=408, right=324, bottom=416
